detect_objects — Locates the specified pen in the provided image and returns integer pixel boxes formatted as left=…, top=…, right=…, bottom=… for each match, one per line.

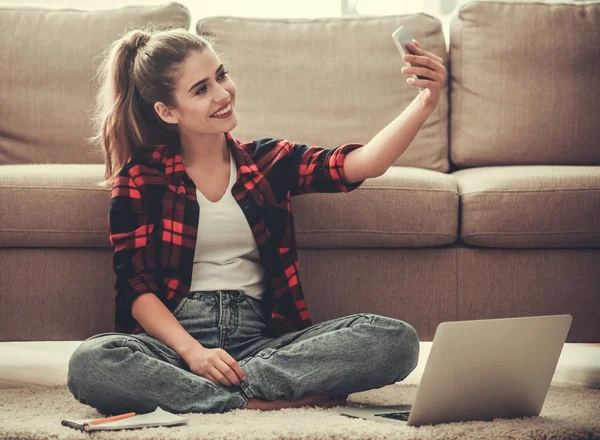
left=88, top=412, right=136, bottom=425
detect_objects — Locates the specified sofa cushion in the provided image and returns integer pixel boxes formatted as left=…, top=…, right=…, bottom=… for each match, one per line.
left=453, top=166, right=600, bottom=248
left=0, top=3, right=190, bottom=166
left=449, top=1, right=600, bottom=167
left=0, top=164, right=458, bottom=248
left=293, top=167, right=459, bottom=248
left=196, top=15, right=449, bottom=172
left=0, top=165, right=111, bottom=247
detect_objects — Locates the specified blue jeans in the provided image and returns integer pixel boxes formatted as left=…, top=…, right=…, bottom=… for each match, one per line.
left=67, top=290, right=419, bottom=415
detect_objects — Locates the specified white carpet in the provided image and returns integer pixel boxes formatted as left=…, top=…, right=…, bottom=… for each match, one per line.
left=0, top=382, right=599, bottom=440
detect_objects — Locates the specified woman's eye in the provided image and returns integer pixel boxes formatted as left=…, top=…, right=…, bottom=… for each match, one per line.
left=195, top=71, right=229, bottom=95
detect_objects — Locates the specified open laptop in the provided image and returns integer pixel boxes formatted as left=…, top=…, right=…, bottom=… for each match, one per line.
left=334, top=314, right=572, bottom=426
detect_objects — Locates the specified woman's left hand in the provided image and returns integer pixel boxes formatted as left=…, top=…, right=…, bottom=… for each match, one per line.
left=401, top=40, right=446, bottom=110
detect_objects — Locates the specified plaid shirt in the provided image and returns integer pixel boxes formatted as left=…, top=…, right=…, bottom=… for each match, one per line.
left=109, top=132, right=365, bottom=338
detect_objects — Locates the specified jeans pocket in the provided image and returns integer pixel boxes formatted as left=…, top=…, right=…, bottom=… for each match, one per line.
left=172, top=297, right=189, bottom=318
left=245, top=297, right=267, bottom=321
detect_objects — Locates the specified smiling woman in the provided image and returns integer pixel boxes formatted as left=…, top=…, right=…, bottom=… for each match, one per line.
left=71, top=11, right=419, bottom=420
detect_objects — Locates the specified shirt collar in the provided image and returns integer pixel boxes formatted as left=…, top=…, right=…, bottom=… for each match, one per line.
left=153, top=132, right=259, bottom=184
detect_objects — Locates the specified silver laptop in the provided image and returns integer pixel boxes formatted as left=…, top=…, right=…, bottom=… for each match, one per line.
left=335, top=314, right=572, bottom=426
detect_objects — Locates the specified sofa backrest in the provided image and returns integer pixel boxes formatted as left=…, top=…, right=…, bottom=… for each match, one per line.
left=196, top=15, right=450, bottom=173
left=5, top=2, right=597, bottom=171
left=0, top=3, right=190, bottom=166
left=449, top=0, right=600, bottom=168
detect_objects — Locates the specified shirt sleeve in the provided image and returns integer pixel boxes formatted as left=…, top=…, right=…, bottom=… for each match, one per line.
left=286, top=141, right=367, bottom=197
left=109, top=167, right=161, bottom=332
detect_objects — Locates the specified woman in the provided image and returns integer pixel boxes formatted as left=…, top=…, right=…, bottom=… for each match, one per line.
left=67, top=26, right=445, bottom=416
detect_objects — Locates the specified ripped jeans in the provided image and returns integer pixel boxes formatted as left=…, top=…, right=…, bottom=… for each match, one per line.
left=67, top=290, right=419, bottom=415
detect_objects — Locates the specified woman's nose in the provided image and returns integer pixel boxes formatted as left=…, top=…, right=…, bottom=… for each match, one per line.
left=215, top=85, right=230, bottom=100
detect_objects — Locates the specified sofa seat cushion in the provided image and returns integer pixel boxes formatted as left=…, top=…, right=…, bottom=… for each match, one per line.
left=0, top=164, right=459, bottom=249
left=0, top=165, right=110, bottom=247
left=292, top=166, right=459, bottom=248
left=453, top=166, right=600, bottom=248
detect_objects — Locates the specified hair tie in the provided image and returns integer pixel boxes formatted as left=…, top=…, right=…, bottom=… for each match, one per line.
left=129, top=34, right=150, bottom=56
left=136, top=34, right=150, bottom=50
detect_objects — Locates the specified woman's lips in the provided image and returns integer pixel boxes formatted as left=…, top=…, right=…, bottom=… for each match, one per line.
left=211, top=103, right=233, bottom=118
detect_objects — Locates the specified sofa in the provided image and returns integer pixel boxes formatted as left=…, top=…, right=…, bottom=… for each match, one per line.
left=0, top=0, right=598, bottom=348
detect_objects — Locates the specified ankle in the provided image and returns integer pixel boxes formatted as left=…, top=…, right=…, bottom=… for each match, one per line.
left=245, top=398, right=266, bottom=410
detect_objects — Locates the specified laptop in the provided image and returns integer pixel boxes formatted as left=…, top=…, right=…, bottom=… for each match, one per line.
left=334, top=314, right=572, bottom=426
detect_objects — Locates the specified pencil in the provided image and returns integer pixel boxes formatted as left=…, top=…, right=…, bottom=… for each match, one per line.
left=88, top=412, right=136, bottom=425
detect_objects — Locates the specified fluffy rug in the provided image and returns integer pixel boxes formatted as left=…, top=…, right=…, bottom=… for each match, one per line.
left=0, top=383, right=599, bottom=440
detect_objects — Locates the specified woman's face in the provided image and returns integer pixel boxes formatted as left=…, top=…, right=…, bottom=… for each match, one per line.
left=155, top=48, right=237, bottom=135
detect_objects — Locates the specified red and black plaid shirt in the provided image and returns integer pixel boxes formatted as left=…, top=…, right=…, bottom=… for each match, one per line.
left=109, top=132, right=365, bottom=338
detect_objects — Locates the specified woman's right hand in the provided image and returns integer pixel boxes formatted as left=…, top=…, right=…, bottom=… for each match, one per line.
left=183, top=346, right=247, bottom=387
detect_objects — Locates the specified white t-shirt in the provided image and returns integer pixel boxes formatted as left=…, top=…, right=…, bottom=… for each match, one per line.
left=189, top=147, right=266, bottom=300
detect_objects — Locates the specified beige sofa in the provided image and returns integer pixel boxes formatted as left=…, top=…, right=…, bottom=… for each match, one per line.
left=0, top=1, right=598, bottom=345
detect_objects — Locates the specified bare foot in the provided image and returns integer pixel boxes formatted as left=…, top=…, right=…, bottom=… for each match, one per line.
left=246, top=393, right=348, bottom=411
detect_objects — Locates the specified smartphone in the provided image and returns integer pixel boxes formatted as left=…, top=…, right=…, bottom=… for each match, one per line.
left=392, top=26, right=428, bottom=84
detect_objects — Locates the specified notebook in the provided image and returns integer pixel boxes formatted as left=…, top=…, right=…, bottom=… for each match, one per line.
left=61, top=406, right=189, bottom=431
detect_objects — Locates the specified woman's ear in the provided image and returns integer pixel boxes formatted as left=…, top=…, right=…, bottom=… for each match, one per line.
left=154, top=102, right=178, bottom=125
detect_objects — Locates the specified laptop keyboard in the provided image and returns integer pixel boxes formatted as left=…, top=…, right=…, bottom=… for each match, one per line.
left=374, top=411, right=411, bottom=421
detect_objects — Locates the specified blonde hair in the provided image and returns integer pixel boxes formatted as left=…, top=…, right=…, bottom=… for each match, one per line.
left=87, top=25, right=218, bottom=188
